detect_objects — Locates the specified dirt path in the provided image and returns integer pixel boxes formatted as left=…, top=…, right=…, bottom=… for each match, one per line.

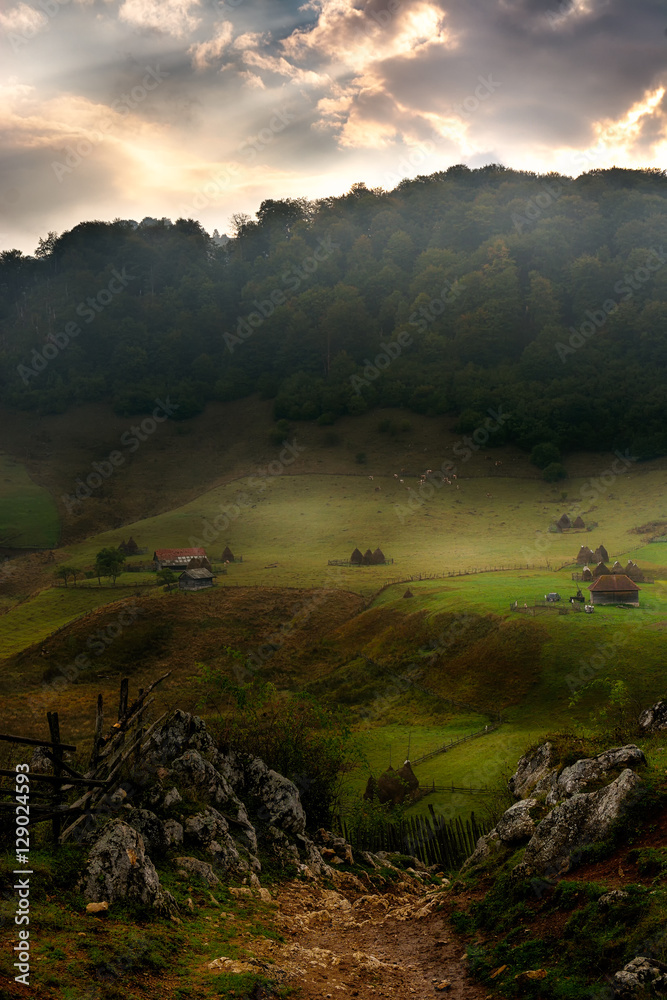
left=236, top=870, right=489, bottom=1000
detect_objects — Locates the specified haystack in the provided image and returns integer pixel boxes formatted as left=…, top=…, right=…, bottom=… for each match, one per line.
left=189, top=556, right=212, bottom=571
left=577, top=545, right=594, bottom=565
left=403, top=588, right=414, bottom=599
left=625, top=561, right=644, bottom=582
left=573, top=516, right=585, bottom=529
left=557, top=513, right=571, bottom=530
left=222, top=546, right=235, bottom=562
left=612, top=561, right=624, bottom=574
left=582, top=565, right=593, bottom=581
left=592, top=561, right=611, bottom=578
left=371, top=546, right=386, bottom=565
left=594, top=544, right=609, bottom=563
left=397, top=761, right=419, bottom=797
left=377, top=767, right=401, bottom=805
left=350, top=547, right=363, bottom=565
left=362, top=548, right=373, bottom=565
left=362, top=775, right=378, bottom=801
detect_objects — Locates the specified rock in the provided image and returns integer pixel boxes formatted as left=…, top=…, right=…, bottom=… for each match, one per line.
left=163, top=787, right=182, bottom=809
left=522, top=768, right=643, bottom=875
left=496, top=799, right=539, bottom=844
left=462, top=830, right=505, bottom=870
left=242, top=757, right=306, bottom=835
left=144, top=709, right=217, bottom=768
left=86, top=901, right=108, bottom=915
left=30, top=747, right=53, bottom=774
left=169, top=750, right=257, bottom=851
left=613, top=956, right=667, bottom=997
left=163, top=819, right=184, bottom=847
left=80, top=820, right=176, bottom=914
left=174, top=856, right=221, bottom=886
left=545, top=746, right=646, bottom=806
left=638, top=700, right=667, bottom=733
left=598, top=890, right=630, bottom=909
left=508, top=742, right=557, bottom=799
left=124, top=808, right=167, bottom=856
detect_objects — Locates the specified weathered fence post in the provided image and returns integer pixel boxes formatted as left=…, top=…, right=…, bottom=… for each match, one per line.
left=46, top=711, right=62, bottom=844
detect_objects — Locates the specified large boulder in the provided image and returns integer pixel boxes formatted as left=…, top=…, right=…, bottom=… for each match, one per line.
left=462, top=830, right=504, bottom=870
left=638, top=701, right=667, bottom=733
left=522, top=768, right=643, bottom=875
left=168, top=749, right=256, bottom=850
left=80, top=820, right=176, bottom=914
left=239, top=757, right=306, bottom=836
left=508, top=742, right=557, bottom=800
left=124, top=808, right=168, bottom=857
left=184, top=807, right=257, bottom=873
left=545, top=746, right=646, bottom=806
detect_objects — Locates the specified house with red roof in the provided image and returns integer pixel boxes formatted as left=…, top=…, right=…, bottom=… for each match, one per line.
left=153, top=547, right=208, bottom=571
left=587, top=574, right=640, bottom=607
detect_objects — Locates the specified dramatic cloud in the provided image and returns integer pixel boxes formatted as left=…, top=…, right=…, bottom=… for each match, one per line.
left=0, top=0, right=665, bottom=252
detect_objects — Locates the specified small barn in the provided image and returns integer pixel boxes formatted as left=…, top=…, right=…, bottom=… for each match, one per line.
left=577, top=545, right=595, bottom=565
left=179, top=568, right=215, bottom=591
left=573, top=516, right=585, bottom=529
left=350, top=547, right=363, bottom=565
left=557, top=513, right=572, bottom=530
left=154, top=547, right=207, bottom=571
left=588, top=574, right=640, bottom=607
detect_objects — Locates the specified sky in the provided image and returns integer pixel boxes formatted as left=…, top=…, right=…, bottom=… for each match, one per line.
left=0, top=0, right=666, bottom=253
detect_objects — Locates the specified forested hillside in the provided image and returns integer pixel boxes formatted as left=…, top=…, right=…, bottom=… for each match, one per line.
left=2, top=164, right=667, bottom=457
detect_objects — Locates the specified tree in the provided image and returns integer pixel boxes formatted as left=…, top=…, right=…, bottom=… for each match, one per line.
left=157, top=568, right=177, bottom=590
left=54, top=565, right=77, bottom=587
left=94, top=547, right=126, bottom=585
left=543, top=462, right=567, bottom=482
left=530, top=442, right=562, bottom=469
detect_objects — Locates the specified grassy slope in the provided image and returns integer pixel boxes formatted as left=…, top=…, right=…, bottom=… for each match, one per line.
left=0, top=454, right=59, bottom=548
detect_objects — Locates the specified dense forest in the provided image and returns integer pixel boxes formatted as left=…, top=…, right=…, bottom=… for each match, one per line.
left=2, top=164, right=667, bottom=458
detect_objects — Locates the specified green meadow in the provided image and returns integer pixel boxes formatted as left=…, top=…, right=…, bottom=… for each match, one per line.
left=0, top=454, right=59, bottom=548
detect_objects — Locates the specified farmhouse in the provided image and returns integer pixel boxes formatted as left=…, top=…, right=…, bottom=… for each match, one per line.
left=178, top=568, right=215, bottom=591
left=587, top=574, right=640, bottom=607
left=153, top=547, right=207, bottom=571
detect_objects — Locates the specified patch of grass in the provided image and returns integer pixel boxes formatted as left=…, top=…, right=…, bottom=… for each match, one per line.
left=0, top=453, right=60, bottom=547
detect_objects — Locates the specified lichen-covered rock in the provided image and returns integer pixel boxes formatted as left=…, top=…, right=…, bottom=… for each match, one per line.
left=496, top=799, right=539, bottom=844
left=169, top=749, right=256, bottom=848
left=80, top=820, right=176, bottom=914
left=523, top=768, right=643, bottom=875
left=163, top=819, right=184, bottom=847
left=545, top=746, right=646, bottom=806
left=183, top=806, right=257, bottom=872
left=508, top=742, right=557, bottom=800
left=143, top=709, right=217, bottom=767
left=613, top=956, right=667, bottom=997
left=638, top=700, right=667, bottom=733
left=242, top=757, right=306, bottom=835
left=598, top=890, right=630, bottom=909
left=462, top=830, right=505, bottom=870
left=174, top=856, right=221, bottom=886
left=124, top=808, right=167, bottom=857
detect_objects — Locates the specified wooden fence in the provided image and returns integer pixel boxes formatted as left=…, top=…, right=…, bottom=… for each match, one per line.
left=340, top=804, right=487, bottom=870
left=0, top=672, right=170, bottom=843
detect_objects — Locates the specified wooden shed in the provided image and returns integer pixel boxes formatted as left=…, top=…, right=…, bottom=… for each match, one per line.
left=178, top=568, right=215, bottom=591
left=588, top=574, right=640, bottom=607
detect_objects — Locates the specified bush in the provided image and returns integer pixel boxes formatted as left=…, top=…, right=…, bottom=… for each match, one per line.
left=531, top=442, right=562, bottom=469
left=542, top=462, right=567, bottom=482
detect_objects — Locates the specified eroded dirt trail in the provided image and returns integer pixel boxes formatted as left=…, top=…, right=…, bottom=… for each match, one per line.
left=240, top=871, right=487, bottom=999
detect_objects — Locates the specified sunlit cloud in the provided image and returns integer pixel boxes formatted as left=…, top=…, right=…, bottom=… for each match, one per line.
left=189, top=20, right=234, bottom=70
left=118, top=0, right=202, bottom=37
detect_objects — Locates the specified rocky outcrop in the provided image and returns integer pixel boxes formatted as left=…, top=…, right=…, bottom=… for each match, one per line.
left=79, top=710, right=355, bottom=913
left=613, top=957, right=667, bottom=997
left=79, top=820, right=176, bottom=914
left=638, top=700, right=667, bottom=733
left=465, top=742, right=646, bottom=876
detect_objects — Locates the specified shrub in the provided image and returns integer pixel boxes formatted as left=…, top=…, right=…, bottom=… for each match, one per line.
left=543, top=462, right=567, bottom=482
left=531, top=442, right=562, bottom=469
